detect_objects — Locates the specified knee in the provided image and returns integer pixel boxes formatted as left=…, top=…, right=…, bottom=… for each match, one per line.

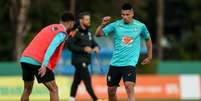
left=48, top=85, right=58, bottom=93
left=108, top=87, right=116, bottom=96
left=23, top=88, right=32, bottom=95
left=125, top=83, right=134, bottom=94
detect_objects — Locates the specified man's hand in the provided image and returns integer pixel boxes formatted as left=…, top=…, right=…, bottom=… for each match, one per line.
left=84, top=46, right=93, bottom=53
left=101, top=16, right=111, bottom=26
left=93, top=47, right=100, bottom=54
left=141, top=56, right=152, bottom=65
left=38, top=65, right=47, bottom=77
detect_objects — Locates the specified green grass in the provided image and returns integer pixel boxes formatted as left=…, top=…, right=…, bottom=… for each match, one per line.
left=79, top=100, right=201, bottom=101
left=125, top=100, right=200, bottom=101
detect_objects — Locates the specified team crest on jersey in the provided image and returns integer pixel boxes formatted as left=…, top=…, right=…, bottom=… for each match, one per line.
left=134, top=27, right=138, bottom=32
left=122, top=36, right=133, bottom=45
left=51, top=26, right=58, bottom=31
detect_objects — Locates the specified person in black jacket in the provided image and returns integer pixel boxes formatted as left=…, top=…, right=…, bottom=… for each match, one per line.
left=67, top=12, right=100, bottom=101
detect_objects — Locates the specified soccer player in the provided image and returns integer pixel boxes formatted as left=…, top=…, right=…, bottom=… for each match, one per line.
left=95, top=3, right=153, bottom=101
left=19, top=12, right=74, bottom=101
left=67, top=12, right=100, bottom=101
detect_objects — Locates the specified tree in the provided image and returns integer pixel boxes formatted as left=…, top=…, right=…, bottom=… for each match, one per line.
left=9, top=0, right=30, bottom=60
left=157, top=0, right=164, bottom=60
left=70, top=0, right=76, bottom=14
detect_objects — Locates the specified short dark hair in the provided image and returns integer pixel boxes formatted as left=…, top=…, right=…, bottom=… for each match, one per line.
left=60, top=12, right=75, bottom=22
left=78, top=12, right=90, bottom=19
left=121, top=3, right=133, bottom=10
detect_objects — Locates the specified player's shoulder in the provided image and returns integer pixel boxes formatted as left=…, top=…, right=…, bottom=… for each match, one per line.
left=45, top=24, right=66, bottom=31
left=133, top=19, right=145, bottom=27
left=114, top=19, right=124, bottom=23
left=110, top=19, right=123, bottom=25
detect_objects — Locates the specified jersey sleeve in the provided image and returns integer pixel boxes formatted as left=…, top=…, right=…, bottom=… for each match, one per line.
left=42, top=32, right=66, bottom=66
left=141, top=24, right=151, bottom=40
left=102, top=22, right=115, bottom=36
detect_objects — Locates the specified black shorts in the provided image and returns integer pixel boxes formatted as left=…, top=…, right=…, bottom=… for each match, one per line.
left=107, top=65, right=136, bottom=87
left=21, top=62, right=55, bottom=83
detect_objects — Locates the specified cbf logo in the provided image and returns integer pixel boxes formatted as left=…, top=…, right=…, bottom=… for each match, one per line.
left=134, top=27, right=138, bottom=32
left=122, top=36, right=133, bottom=45
left=51, top=26, right=58, bottom=31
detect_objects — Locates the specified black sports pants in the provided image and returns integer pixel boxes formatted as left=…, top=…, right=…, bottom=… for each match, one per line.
left=70, top=63, right=97, bottom=101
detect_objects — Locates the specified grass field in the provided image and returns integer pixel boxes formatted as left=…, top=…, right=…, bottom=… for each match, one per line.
left=1, top=76, right=200, bottom=101
left=120, top=100, right=201, bottom=101
left=137, top=100, right=201, bottom=101
left=80, top=99, right=201, bottom=101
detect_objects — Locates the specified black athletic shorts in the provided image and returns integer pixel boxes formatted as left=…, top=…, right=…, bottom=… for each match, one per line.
left=107, top=65, right=136, bottom=87
left=20, top=62, right=55, bottom=83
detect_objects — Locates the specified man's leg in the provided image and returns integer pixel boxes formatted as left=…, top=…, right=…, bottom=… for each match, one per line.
left=123, top=66, right=136, bottom=101
left=37, top=67, right=58, bottom=101
left=20, top=63, right=35, bottom=101
left=70, top=67, right=81, bottom=101
left=124, top=81, right=135, bottom=101
left=21, top=81, right=34, bottom=101
left=43, top=81, right=59, bottom=101
left=108, top=86, right=117, bottom=101
left=81, top=65, right=98, bottom=101
left=107, top=66, right=122, bottom=101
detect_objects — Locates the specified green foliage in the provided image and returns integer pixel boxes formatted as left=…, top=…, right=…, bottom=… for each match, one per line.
left=0, top=0, right=201, bottom=61
left=163, top=0, right=201, bottom=60
left=181, top=26, right=201, bottom=60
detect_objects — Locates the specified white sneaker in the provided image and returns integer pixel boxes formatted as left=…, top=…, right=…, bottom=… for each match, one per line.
left=69, top=96, right=75, bottom=101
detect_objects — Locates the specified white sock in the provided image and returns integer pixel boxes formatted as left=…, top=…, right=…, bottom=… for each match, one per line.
left=69, top=96, right=75, bottom=101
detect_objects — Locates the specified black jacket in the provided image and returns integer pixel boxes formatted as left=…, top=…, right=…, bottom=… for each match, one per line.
left=67, top=26, right=99, bottom=65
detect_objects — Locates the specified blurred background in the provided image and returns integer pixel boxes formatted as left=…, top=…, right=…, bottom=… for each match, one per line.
left=0, top=0, right=201, bottom=101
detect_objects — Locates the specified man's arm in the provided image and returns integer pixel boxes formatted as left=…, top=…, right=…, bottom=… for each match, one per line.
left=95, top=16, right=111, bottom=37
left=91, top=36, right=100, bottom=55
left=42, top=32, right=66, bottom=66
left=67, top=31, right=93, bottom=53
left=141, top=38, right=153, bottom=65
left=146, top=39, right=153, bottom=59
left=141, top=24, right=153, bottom=65
left=38, top=32, right=66, bottom=77
left=95, top=26, right=103, bottom=37
left=67, top=32, right=85, bottom=53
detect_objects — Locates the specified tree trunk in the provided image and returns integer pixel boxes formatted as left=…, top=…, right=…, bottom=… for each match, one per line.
left=157, top=0, right=164, bottom=60
left=9, top=0, right=18, bottom=60
left=9, top=0, right=30, bottom=61
left=70, top=0, right=76, bottom=14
